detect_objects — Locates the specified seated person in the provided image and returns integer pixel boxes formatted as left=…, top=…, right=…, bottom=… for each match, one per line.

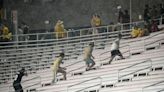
left=143, top=24, right=150, bottom=36
left=1, top=25, right=12, bottom=41
left=54, top=20, right=66, bottom=39
left=131, top=26, right=144, bottom=38
left=151, top=20, right=159, bottom=32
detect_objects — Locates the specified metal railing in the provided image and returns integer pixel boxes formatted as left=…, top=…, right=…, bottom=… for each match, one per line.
left=142, top=80, right=164, bottom=92
left=67, top=77, right=102, bottom=92
left=118, top=58, right=152, bottom=81
left=0, top=15, right=163, bottom=45
left=0, top=14, right=163, bottom=49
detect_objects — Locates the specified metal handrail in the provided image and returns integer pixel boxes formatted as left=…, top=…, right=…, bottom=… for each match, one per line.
left=0, top=18, right=158, bottom=45
left=0, top=15, right=163, bottom=45
left=120, top=66, right=151, bottom=78
left=0, top=28, right=122, bottom=45
left=118, top=59, right=152, bottom=80
left=0, top=30, right=121, bottom=48
left=157, top=88, right=164, bottom=92
left=65, top=60, right=82, bottom=68
left=75, top=84, right=100, bottom=92
left=67, top=77, right=102, bottom=92
left=118, top=59, right=151, bottom=71
left=67, top=66, right=86, bottom=74
left=142, top=80, right=164, bottom=92
left=145, top=38, right=164, bottom=46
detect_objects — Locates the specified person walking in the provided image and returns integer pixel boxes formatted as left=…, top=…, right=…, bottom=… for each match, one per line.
left=13, top=68, right=27, bottom=92
left=109, top=33, right=124, bottom=64
left=83, top=42, right=95, bottom=71
left=51, top=53, right=66, bottom=84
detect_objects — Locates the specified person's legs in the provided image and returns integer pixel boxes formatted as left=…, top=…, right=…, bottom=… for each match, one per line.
left=109, top=50, right=116, bottom=64
left=88, top=58, right=95, bottom=69
left=58, top=68, right=66, bottom=80
left=13, top=82, right=23, bottom=92
left=19, top=84, right=23, bottom=92
left=117, top=50, right=124, bottom=59
left=85, top=59, right=90, bottom=71
left=13, top=81, right=18, bottom=92
left=52, top=71, right=57, bottom=83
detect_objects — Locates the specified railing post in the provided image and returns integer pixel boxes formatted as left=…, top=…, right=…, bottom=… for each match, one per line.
left=79, top=29, right=82, bottom=43
left=160, top=15, right=162, bottom=25
left=118, top=70, right=120, bottom=81
left=150, top=59, right=152, bottom=70
left=121, top=24, right=123, bottom=31
left=142, top=88, right=144, bottom=92
left=128, top=44, right=131, bottom=58
left=39, top=76, right=42, bottom=87
left=80, top=29, right=82, bottom=37
left=106, top=26, right=109, bottom=40
left=67, top=87, right=68, bottom=92
left=99, top=77, right=102, bottom=92
left=143, top=39, right=146, bottom=51
left=67, top=31, right=69, bottom=38
left=36, top=33, right=39, bottom=48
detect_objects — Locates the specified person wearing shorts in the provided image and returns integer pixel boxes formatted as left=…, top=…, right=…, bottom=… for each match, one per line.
left=83, top=42, right=95, bottom=71
left=109, top=33, right=124, bottom=64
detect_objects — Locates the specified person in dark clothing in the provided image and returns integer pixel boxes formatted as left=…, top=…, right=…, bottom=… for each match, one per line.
left=123, top=9, right=130, bottom=30
left=118, top=9, right=124, bottom=23
left=13, top=68, right=27, bottom=92
left=123, top=10, right=130, bottom=23
left=159, top=4, right=164, bottom=15
left=159, top=4, right=164, bottom=24
left=150, top=5, right=158, bottom=19
left=22, top=22, right=29, bottom=41
left=144, top=4, right=151, bottom=23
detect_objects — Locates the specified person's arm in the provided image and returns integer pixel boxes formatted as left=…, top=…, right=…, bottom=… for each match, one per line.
left=23, top=71, right=28, bottom=76
left=59, top=66, right=66, bottom=70
left=91, top=47, right=95, bottom=59
left=91, top=54, right=95, bottom=59
left=59, top=58, right=66, bottom=70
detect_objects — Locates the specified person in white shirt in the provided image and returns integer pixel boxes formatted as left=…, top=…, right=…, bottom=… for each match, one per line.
left=109, top=33, right=124, bottom=64
left=83, top=42, right=95, bottom=71
left=51, top=53, right=66, bottom=84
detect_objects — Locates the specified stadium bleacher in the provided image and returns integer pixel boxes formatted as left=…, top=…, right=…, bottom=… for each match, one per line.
left=0, top=18, right=164, bottom=92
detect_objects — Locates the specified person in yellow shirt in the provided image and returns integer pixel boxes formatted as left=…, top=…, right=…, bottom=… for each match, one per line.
left=131, top=26, right=144, bottom=38
left=2, top=25, right=12, bottom=41
left=51, top=53, right=66, bottom=84
left=54, top=20, right=66, bottom=39
left=91, top=14, right=101, bottom=34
